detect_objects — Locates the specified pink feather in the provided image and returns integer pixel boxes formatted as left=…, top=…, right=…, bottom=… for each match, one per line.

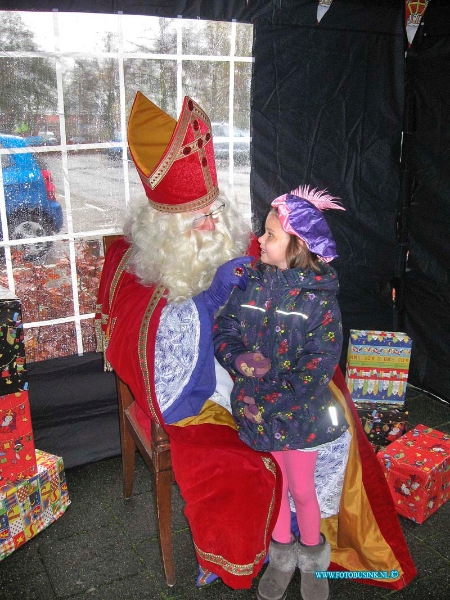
left=289, top=185, right=345, bottom=211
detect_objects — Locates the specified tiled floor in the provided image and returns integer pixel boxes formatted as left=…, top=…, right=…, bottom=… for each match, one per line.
left=1, top=386, right=449, bottom=599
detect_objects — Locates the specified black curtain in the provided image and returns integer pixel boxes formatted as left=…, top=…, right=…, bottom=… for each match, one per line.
left=396, top=0, right=450, bottom=401
left=0, top=0, right=256, bottom=21
left=251, top=0, right=405, bottom=374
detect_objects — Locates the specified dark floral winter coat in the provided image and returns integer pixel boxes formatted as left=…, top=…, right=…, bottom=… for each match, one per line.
left=214, top=261, right=348, bottom=452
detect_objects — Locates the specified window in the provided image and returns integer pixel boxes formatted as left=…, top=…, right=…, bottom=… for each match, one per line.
left=0, top=11, right=253, bottom=362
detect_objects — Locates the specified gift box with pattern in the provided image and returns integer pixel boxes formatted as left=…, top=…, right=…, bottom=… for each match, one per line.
left=377, top=425, right=450, bottom=523
left=0, top=288, right=36, bottom=484
left=0, top=287, right=27, bottom=396
left=0, top=449, right=70, bottom=559
left=345, top=330, right=412, bottom=406
left=357, top=405, right=411, bottom=450
left=0, top=390, right=37, bottom=484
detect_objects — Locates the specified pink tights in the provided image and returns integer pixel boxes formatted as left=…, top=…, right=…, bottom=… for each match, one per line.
left=271, top=450, right=321, bottom=546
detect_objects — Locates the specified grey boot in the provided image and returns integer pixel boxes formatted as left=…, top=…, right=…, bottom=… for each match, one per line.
left=297, top=534, right=331, bottom=600
left=257, top=538, right=297, bottom=600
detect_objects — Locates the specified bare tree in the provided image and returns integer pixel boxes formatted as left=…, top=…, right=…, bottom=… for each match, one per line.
left=0, top=12, right=57, bottom=134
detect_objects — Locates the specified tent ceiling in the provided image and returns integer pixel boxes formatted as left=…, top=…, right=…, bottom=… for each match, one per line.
left=0, top=1, right=257, bottom=21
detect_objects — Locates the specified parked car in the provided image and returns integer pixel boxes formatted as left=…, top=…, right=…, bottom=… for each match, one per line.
left=106, top=133, right=130, bottom=160
left=23, top=135, right=45, bottom=147
left=38, top=131, right=59, bottom=145
left=0, top=134, right=63, bottom=261
left=24, top=135, right=52, bottom=148
left=67, top=136, right=87, bottom=145
left=211, top=122, right=250, bottom=165
left=23, top=132, right=59, bottom=147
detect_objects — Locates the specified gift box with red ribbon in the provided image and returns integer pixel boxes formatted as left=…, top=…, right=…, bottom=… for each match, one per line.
left=377, top=424, right=450, bottom=523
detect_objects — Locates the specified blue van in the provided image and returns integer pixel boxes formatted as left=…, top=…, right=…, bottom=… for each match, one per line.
left=0, top=134, right=63, bottom=260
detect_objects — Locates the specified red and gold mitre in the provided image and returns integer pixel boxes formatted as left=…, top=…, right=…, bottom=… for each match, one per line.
left=127, top=91, right=219, bottom=213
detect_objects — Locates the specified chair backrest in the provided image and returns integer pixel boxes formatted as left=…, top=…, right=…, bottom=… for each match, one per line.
left=103, top=233, right=123, bottom=255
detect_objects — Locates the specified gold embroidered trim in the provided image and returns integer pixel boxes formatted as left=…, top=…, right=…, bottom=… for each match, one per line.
left=95, top=247, right=132, bottom=371
left=103, top=317, right=116, bottom=372
left=138, top=284, right=166, bottom=425
left=194, top=454, right=278, bottom=576
left=95, top=302, right=104, bottom=353
left=194, top=543, right=267, bottom=577
left=262, top=455, right=277, bottom=475
left=146, top=186, right=219, bottom=213
left=262, top=456, right=278, bottom=549
left=109, top=247, right=132, bottom=310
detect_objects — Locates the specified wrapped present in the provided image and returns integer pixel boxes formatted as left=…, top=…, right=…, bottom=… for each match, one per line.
left=345, top=330, right=412, bottom=407
left=357, top=405, right=411, bottom=449
left=377, top=425, right=450, bottom=523
left=0, top=287, right=27, bottom=396
left=0, top=449, right=70, bottom=559
left=0, top=288, right=36, bottom=484
left=0, top=390, right=37, bottom=484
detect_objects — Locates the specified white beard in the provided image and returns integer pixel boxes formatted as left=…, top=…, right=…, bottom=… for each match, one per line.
left=124, top=194, right=250, bottom=303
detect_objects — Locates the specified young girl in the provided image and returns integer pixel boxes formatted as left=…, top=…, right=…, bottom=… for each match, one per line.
left=214, top=185, right=349, bottom=600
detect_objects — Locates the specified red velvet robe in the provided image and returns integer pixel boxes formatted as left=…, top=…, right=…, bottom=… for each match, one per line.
left=96, top=237, right=416, bottom=591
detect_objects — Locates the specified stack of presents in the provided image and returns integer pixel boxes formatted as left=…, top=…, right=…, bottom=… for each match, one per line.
left=346, top=330, right=450, bottom=524
left=0, top=287, right=70, bottom=560
left=345, top=329, right=413, bottom=454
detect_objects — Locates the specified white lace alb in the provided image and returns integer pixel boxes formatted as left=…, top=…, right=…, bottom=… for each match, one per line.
left=155, top=299, right=200, bottom=414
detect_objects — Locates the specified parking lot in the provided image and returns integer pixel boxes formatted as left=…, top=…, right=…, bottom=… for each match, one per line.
left=42, top=150, right=252, bottom=236
left=0, top=147, right=252, bottom=274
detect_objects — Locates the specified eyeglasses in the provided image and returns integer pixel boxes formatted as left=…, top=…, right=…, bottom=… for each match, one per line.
left=191, top=201, right=225, bottom=229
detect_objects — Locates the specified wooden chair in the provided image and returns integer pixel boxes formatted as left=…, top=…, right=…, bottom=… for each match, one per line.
left=103, top=235, right=175, bottom=587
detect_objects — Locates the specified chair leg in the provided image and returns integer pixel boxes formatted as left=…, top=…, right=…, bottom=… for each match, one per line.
left=118, top=411, right=136, bottom=499
left=122, top=427, right=136, bottom=500
left=116, top=377, right=137, bottom=499
left=155, top=469, right=175, bottom=586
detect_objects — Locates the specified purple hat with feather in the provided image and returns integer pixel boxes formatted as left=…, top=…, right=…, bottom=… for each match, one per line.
left=271, top=185, right=345, bottom=262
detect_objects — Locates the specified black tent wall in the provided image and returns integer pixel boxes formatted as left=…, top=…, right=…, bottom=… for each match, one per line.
left=250, top=0, right=405, bottom=377
left=1, top=1, right=449, bottom=413
left=250, top=0, right=450, bottom=401
left=397, top=0, right=450, bottom=401
left=0, top=0, right=256, bottom=21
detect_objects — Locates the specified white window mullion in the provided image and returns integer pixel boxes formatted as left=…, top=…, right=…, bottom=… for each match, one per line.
left=228, top=21, right=237, bottom=185
left=117, top=12, right=130, bottom=208
left=176, top=16, right=183, bottom=112
left=0, top=156, right=14, bottom=292
left=53, top=8, right=83, bottom=355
